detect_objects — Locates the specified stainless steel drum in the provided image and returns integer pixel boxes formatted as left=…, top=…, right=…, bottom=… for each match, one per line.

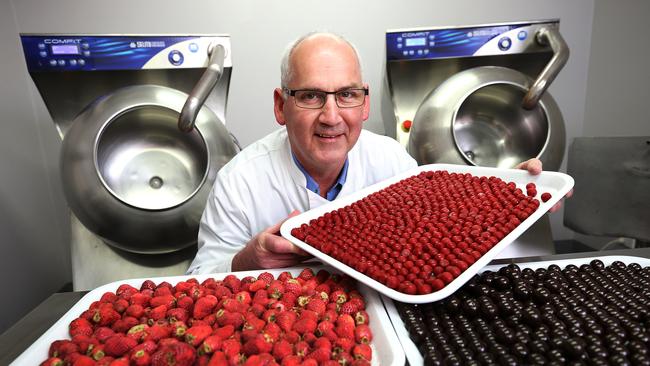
left=61, top=85, right=237, bottom=253
left=409, top=66, right=566, bottom=169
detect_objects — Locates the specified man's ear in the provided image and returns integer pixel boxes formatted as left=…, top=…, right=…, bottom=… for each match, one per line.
left=273, top=88, right=287, bottom=126
left=362, top=83, right=370, bottom=121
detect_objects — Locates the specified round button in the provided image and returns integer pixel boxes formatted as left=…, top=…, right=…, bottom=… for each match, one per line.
left=518, top=30, right=528, bottom=40
left=57, top=59, right=66, bottom=66
left=402, top=120, right=413, bottom=132
left=81, top=42, right=90, bottom=49
left=168, top=50, right=184, bottom=66
left=78, top=59, right=85, bottom=66
left=189, top=43, right=199, bottom=53
left=49, top=59, right=57, bottom=66
left=38, top=43, right=46, bottom=50
left=498, top=36, right=512, bottom=51
left=69, top=59, right=77, bottom=66
left=40, top=51, right=47, bottom=57
left=83, top=50, right=90, bottom=57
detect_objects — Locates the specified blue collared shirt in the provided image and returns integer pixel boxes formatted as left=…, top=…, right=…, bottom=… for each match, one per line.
left=291, top=153, right=349, bottom=201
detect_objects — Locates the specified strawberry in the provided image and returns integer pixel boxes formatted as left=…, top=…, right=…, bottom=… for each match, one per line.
left=262, top=309, right=278, bottom=323
left=125, top=304, right=145, bottom=318
left=277, top=271, right=293, bottom=282
left=215, top=309, right=244, bottom=329
left=104, top=334, right=137, bottom=357
left=334, top=338, right=355, bottom=354
left=222, top=275, right=241, bottom=293
left=147, top=324, right=173, bottom=342
left=249, top=279, right=268, bottom=292
left=235, top=290, right=253, bottom=305
left=280, top=355, right=301, bottom=366
left=167, top=307, right=189, bottom=323
left=176, top=296, right=194, bottom=311
left=306, top=347, right=331, bottom=363
left=353, top=311, right=369, bottom=325
left=350, top=359, right=371, bottom=366
left=272, top=339, right=293, bottom=361
left=329, top=291, right=347, bottom=305
left=69, top=318, right=93, bottom=337
left=258, top=272, right=275, bottom=284
left=313, top=337, right=331, bottom=351
left=150, top=295, right=175, bottom=309
left=339, top=302, right=357, bottom=315
left=113, top=298, right=129, bottom=314
left=263, top=322, right=281, bottom=342
left=213, top=285, right=232, bottom=299
left=127, top=324, right=150, bottom=342
left=294, top=341, right=310, bottom=357
left=89, top=344, right=106, bottom=361
left=302, top=332, right=317, bottom=345
left=242, top=334, right=273, bottom=355
left=148, top=305, right=168, bottom=322
left=284, top=330, right=301, bottom=344
left=284, top=280, right=302, bottom=296
left=199, top=335, right=223, bottom=355
left=354, top=324, right=373, bottom=344
left=301, top=359, right=318, bottom=366
left=252, top=290, right=270, bottom=306
left=129, top=293, right=151, bottom=307
left=151, top=342, right=196, bottom=366
left=322, top=310, right=338, bottom=322
left=132, top=340, right=157, bottom=354
left=93, top=327, right=115, bottom=343
left=154, top=283, right=173, bottom=296
left=334, top=352, right=354, bottom=366
left=91, top=306, right=120, bottom=326
left=243, top=355, right=263, bottom=366
left=352, top=344, right=371, bottom=361
left=221, top=338, right=241, bottom=359
left=212, top=324, right=235, bottom=339
left=299, top=268, right=315, bottom=281
left=243, top=313, right=266, bottom=331
left=315, top=320, right=334, bottom=336
left=49, top=340, right=79, bottom=358
left=301, top=280, right=318, bottom=296
left=72, top=355, right=95, bottom=366
left=101, top=292, right=118, bottom=303
left=40, top=357, right=64, bottom=366
left=139, top=280, right=156, bottom=291
left=267, top=281, right=285, bottom=300
left=111, top=316, right=139, bottom=333
left=130, top=349, right=151, bottom=366
left=306, top=298, right=326, bottom=316
left=249, top=303, right=266, bottom=318
left=293, top=317, right=317, bottom=335
left=193, top=295, right=218, bottom=320
left=184, top=324, right=213, bottom=347
left=171, top=321, right=188, bottom=339
left=275, top=310, right=298, bottom=332
left=71, top=335, right=98, bottom=354
left=207, top=351, right=228, bottom=366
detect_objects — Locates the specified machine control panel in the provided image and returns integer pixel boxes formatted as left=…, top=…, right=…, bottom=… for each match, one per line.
left=387, top=20, right=559, bottom=61
left=20, top=35, right=232, bottom=71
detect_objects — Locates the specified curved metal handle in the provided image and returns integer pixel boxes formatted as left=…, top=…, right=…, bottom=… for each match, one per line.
left=178, top=43, right=227, bottom=132
left=522, top=26, right=570, bottom=109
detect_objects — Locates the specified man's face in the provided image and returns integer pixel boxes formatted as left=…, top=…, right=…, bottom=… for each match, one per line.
left=274, top=36, right=369, bottom=175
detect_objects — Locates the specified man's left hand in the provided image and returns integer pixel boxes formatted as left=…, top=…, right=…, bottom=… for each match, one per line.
left=515, top=158, right=573, bottom=213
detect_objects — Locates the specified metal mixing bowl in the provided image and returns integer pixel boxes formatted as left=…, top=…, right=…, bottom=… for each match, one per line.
left=409, top=66, right=565, bottom=170
left=61, top=85, right=237, bottom=253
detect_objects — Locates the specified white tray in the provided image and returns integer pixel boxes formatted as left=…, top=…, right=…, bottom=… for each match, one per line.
left=11, top=266, right=405, bottom=366
left=384, top=255, right=650, bottom=366
left=281, top=164, right=574, bottom=304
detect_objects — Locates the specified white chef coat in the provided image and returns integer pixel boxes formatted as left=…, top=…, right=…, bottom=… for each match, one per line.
left=186, top=127, right=418, bottom=274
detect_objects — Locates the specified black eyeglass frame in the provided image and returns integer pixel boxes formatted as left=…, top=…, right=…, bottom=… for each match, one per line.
left=283, top=87, right=369, bottom=109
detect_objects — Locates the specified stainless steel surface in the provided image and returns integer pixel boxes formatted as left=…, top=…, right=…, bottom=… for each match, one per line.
left=62, top=84, right=237, bottom=253
left=409, top=66, right=565, bottom=169
left=522, top=27, right=570, bottom=109
left=179, top=44, right=226, bottom=132
left=564, top=137, right=650, bottom=242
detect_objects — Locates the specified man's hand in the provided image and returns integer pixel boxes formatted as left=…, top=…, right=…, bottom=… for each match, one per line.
left=515, top=158, right=573, bottom=213
left=232, top=210, right=311, bottom=271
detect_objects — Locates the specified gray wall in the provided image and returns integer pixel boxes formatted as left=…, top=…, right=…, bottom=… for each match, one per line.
left=4, top=0, right=633, bottom=333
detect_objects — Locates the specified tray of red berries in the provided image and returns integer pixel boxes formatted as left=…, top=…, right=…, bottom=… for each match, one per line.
left=14, top=266, right=405, bottom=366
left=281, top=163, right=574, bottom=304
left=383, top=255, right=650, bottom=366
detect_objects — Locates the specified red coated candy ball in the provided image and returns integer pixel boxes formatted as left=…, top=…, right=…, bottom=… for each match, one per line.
left=541, top=192, right=552, bottom=202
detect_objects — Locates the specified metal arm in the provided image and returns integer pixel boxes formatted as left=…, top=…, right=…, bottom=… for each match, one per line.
left=178, top=43, right=226, bottom=132
left=522, top=26, right=570, bottom=110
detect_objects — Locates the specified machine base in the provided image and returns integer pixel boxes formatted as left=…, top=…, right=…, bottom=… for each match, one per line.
left=70, top=214, right=195, bottom=291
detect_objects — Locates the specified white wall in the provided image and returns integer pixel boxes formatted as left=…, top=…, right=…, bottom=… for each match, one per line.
left=2, top=0, right=597, bottom=332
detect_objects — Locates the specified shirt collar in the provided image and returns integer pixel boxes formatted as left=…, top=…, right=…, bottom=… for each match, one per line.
left=291, top=152, right=349, bottom=201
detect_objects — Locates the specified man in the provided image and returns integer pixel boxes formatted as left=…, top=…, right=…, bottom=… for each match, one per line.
left=187, top=32, right=560, bottom=275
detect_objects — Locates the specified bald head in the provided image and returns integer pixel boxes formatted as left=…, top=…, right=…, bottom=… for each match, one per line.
left=280, top=32, right=363, bottom=89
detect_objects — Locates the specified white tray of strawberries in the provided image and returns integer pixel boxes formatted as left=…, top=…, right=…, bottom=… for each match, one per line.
left=281, top=164, right=574, bottom=304
left=13, top=266, right=405, bottom=366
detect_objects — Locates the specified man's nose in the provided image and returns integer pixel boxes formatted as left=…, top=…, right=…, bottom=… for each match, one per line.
left=318, top=95, right=343, bottom=125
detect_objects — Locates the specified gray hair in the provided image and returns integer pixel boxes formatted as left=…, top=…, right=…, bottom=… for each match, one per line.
left=280, top=31, right=363, bottom=90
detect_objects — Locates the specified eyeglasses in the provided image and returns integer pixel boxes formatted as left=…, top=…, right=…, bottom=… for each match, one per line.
left=283, top=88, right=368, bottom=109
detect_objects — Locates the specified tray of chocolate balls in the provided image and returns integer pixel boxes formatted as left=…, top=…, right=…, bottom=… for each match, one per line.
left=383, top=255, right=650, bottom=366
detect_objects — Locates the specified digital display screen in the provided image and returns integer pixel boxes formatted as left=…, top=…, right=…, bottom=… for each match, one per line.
left=405, top=37, right=426, bottom=47
left=50, top=44, right=80, bottom=55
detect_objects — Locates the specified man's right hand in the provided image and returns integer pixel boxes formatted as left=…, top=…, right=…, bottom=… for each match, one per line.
left=231, top=210, right=311, bottom=271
